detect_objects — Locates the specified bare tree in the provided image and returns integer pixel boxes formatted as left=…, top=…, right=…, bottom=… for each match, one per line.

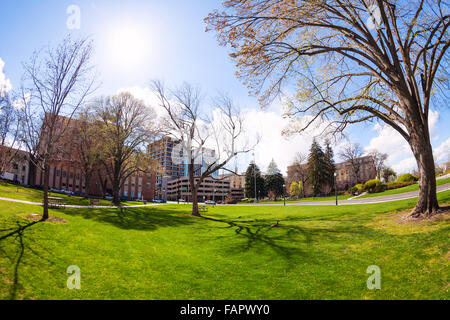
left=19, top=36, right=95, bottom=220
left=74, top=107, right=100, bottom=197
left=339, top=142, right=364, bottom=185
left=92, top=92, right=158, bottom=205
left=368, top=149, right=388, bottom=180
left=0, top=93, right=21, bottom=178
left=206, top=0, right=449, bottom=218
left=288, top=152, right=309, bottom=197
left=152, top=80, right=254, bottom=216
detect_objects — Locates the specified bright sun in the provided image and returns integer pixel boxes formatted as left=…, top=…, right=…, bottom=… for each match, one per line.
left=107, top=25, right=150, bottom=68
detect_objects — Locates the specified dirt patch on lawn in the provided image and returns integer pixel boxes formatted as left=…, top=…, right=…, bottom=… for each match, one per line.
left=367, top=204, right=449, bottom=235
left=23, top=213, right=68, bottom=224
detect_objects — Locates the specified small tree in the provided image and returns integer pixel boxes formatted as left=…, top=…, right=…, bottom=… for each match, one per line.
left=289, top=181, right=303, bottom=198
left=289, top=152, right=309, bottom=197
left=368, top=150, right=388, bottom=180
left=339, top=142, right=364, bottom=184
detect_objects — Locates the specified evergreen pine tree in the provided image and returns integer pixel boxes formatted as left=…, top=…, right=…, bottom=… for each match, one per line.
left=264, top=159, right=285, bottom=200
left=244, top=162, right=265, bottom=199
left=307, top=139, right=327, bottom=195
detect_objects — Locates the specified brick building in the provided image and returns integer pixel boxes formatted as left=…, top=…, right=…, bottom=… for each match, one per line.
left=335, top=156, right=377, bottom=190
left=219, top=169, right=245, bottom=200
left=286, top=155, right=377, bottom=195
left=34, top=114, right=156, bottom=200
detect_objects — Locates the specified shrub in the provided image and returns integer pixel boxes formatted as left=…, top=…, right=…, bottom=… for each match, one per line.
left=385, top=181, right=414, bottom=190
left=363, top=179, right=385, bottom=193
left=397, top=173, right=419, bottom=183
left=347, top=184, right=364, bottom=195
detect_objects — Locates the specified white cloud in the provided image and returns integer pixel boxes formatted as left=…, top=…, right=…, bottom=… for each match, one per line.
left=364, top=110, right=440, bottom=174
left=237, top=108, right=332, bottom=174
left=434, top=137, right=450, bottom=164
left=391, top=157, right=417, bottom=174
left=0, top=57, right=12, bottom=96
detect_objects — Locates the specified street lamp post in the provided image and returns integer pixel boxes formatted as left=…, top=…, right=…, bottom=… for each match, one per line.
left=334, top=172, right=338, bottom=206
left=252, top=153, right=257, bottom=203
left=283, top=184, right=286, bottom=206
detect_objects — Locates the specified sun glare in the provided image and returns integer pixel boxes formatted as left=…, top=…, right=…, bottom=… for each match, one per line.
left=107, top=24, right=150, bottom=68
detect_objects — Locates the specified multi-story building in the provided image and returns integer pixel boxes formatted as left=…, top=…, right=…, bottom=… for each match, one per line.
left=335, top=156, right=376, bottom=190
left=166, top=176, right=230, bottom=202
left=286, top=155, right=377, bottom=194
left=0, top=146, right=31, bottom=185
left=148, top=137, right=220, bottom=199
left=34, top=114, right=156, bottom=200
left=219, top=168, right=246, bottom=200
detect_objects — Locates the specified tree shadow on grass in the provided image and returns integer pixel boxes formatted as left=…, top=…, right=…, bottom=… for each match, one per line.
left=202, top=213, right=380, bottom=263
left=0, top=219, right=48, bottom=300
left=62, top=206, right=195, bottom=232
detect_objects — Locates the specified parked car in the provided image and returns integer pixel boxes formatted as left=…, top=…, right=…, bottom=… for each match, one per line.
left=205, top=200, right=216, bottom=205
left=152, top=199, right=167, bottom=203
left=60, top=189, right=74, bottom=195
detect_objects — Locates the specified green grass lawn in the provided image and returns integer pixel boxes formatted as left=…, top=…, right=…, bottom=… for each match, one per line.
left=358, top=177, right=450, bottom=199
left=0, top=183, right=142, bottom=206
left=0, top=191, right=449, bottom=300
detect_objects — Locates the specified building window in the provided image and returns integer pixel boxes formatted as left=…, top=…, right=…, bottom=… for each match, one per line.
left=146, top=183, right=151, bottom=189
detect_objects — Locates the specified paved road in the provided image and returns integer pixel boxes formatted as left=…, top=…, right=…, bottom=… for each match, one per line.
left=1, top=183, right=448, bottom=208
left=0, top=197, right=160, bottom=209
left=227, top=183, right=450, bottom=207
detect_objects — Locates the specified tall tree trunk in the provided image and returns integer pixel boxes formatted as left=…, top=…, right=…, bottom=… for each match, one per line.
left=192, top=187, right=200, bottom=216
left=112, top=178, right=120, bottom=205
left=112, top=164, right=121, bottom=205
left=409, top=136, right=439, bottom=218
left=42, top=162, right=50, bottom=221
left=188, top=161, right=200, bottom=216
left=84, top=172, right=91, bottom=198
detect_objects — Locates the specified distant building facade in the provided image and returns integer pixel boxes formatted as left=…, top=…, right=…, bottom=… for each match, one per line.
left=219, top=168, right=245, bottom=200
left=166, top=176, right=230, bottom=202
left=34, top=114, right=156, bottom=200
left=0, top=147, right=31, bottom=185
left=335, top=156, right=376, bottom=190
left=286, top=155, right=377, bottom=195
left=148, top=137, right=220, bottom=199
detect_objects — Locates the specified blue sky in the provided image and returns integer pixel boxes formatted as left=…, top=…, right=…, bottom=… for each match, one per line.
left=0, top=0, right=448, bottom=174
